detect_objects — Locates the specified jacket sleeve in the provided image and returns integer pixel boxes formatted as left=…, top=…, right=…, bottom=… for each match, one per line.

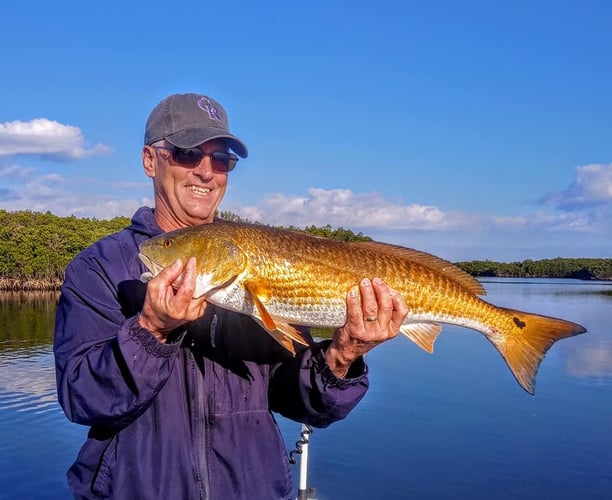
left=268, top=340, right=369, bottom=428
left=53, top=250, right=181, bottom=430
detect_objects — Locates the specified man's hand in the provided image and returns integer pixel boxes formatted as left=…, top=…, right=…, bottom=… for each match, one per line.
left=325, top=278, right=408, bottom=378
left=138, top=257, right=207, bottom=342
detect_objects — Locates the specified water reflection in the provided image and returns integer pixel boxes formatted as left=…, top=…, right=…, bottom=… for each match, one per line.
left=1, top=282, right=611, bottom=500
left=559, top=298, right=612, bottom=382
left=0, top=291, right=59, bottom=348
left=565, top=344, right=612, bottom=379
left=480, top=278, right=612, bottom=383
left=0, top=292, right=61, bottom=416
left=0, top=347, right=58, bottom=414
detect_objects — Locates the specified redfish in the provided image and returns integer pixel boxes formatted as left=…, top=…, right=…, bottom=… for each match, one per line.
left=139, top=221, right=586, bottom=394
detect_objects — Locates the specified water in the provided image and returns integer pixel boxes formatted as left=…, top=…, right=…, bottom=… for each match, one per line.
left=0, top=280, right=611, bottom=499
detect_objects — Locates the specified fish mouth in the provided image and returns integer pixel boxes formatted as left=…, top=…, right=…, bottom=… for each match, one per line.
left=138, top=253, right=164, bottom=278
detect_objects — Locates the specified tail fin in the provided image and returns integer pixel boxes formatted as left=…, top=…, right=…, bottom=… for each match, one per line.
left=487, top=308, right=586, bottom=394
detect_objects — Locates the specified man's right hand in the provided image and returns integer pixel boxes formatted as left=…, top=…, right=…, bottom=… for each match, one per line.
left=138, top=257, right=208, bottom=342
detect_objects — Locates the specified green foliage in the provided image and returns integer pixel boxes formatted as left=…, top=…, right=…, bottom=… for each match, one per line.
left=1, top=209, right=610, bottom=289
left=455, top=258, right=612, bottom=281
left=299, top=224, right=372, bottom=242
left=216, top=210, right=246, bottom=222
left=217, top=213, right=373, bottom=242
left=0, top=209, right=129, bottom=288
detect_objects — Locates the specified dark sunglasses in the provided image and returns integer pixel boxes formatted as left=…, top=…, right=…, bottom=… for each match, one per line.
left=153, top=145, right=238, bottom=172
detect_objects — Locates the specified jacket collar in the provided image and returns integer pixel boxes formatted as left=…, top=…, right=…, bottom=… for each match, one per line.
left=127, top=206, right=163, bottom=237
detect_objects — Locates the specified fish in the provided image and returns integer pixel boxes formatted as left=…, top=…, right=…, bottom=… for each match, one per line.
left=138, top=221, right=587, bottom=394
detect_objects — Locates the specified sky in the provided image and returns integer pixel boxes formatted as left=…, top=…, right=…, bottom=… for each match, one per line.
left=1, top=0, right=611, bottom=262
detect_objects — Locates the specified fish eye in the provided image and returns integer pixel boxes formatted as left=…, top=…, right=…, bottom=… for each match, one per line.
left=163, top=239, right=173, bottom=248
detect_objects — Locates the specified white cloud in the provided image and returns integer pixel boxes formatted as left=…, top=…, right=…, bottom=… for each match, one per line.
left=542, top=163, right=612, bottom=210
left=1, top=187, right=150, bottom=219
left=229, top=186, right=606, bottom=234
left=0, top=118, right=112, bottom=160
left=0, top=164, right=151, bottom=219
left=1, top=159, right=609, bottom=262
left=26, top=173, right=65, bottom=198
left=224, top=185, right=611, bottom=261
left=233, top=188, right=480, bottom=230
left=0, top=164, right=35, bottom=180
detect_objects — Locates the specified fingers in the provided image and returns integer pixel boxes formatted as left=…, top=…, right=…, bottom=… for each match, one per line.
left=367, top=278, right=394, bottom=325
left=327, top=278, right=409, bottom=376
left=356, top=278, right=395, bottom=325
left=152, top=258, right=184, bottom=290
left=345, top=277, right=406, bottom=339
left=173, top=257, right=198, bottom=303
left=345, top=285, right=362, bottom=327
left=389, top=286, right=409, bottom=332
left=140, top=257, right=207, bottom=339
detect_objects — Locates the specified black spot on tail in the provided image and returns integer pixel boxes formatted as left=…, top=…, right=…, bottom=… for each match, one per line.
left=513, top=316, right=526, bottom=329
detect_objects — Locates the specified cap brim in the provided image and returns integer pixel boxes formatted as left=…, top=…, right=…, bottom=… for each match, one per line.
left=165, top=127, right=248, bottom=158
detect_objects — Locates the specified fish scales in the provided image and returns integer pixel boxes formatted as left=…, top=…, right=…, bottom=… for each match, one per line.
left=138, top=221, right=586, bottom=394
left=228, top=228, right=468, bottom=319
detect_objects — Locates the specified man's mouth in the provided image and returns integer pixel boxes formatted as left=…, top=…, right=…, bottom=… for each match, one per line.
left=189, top=185, right=210, bottom=195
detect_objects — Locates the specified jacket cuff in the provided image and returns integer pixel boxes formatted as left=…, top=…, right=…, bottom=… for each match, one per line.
left=313, top=340, right=368, bottom=387
left=122, top=315, right=184, bottom=358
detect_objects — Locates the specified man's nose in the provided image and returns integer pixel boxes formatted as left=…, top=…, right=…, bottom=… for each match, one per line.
left=192, top=154, right=214, bottom=176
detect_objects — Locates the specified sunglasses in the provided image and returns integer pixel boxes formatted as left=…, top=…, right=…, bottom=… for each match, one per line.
left=153, top=145, right=238, bottom=172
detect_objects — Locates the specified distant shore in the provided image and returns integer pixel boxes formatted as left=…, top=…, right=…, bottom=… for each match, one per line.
left=2, top=209, right=611, bottom=291
left=1, top=271, right=611, bottom=292
left=0, top=278, right=63, bottom=292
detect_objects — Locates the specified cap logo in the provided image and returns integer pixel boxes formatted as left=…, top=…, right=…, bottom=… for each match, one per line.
left=197, top=97, right=222, bottom=121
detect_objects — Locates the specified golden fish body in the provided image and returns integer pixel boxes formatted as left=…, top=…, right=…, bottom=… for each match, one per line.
left=138, top=221, right=586, bottom=394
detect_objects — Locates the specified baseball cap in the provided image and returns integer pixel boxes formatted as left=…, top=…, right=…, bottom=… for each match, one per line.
left=144, top=93, right=248, bottom=158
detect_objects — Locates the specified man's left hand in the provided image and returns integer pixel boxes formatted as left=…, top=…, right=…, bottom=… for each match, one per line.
left=325, top=278, right=409, bottom=378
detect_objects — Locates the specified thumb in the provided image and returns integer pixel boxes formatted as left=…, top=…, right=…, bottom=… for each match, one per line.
left=155, top=259, right=184, bottom=287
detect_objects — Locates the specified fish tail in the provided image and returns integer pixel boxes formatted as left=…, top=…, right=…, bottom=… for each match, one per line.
left=487, top=307, right=586, bottom=394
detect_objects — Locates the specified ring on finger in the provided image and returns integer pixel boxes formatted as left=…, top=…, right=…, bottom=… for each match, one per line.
left=364, top=316, right=377, bottom=322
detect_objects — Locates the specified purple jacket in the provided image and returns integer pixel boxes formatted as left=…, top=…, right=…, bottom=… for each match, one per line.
left=54, top=207, right=369, bottom=500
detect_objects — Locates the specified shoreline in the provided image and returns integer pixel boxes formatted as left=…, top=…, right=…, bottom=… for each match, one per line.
left=1, top=275, right=611, bottom=292
left=0, top=278, right=63, bottom=292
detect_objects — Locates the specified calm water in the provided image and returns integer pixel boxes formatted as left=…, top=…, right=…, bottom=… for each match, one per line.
left=0, top=279, right=611, bottom=499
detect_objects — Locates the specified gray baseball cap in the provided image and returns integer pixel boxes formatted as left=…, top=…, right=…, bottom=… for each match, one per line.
left=144, top=93, right=248, bottom=158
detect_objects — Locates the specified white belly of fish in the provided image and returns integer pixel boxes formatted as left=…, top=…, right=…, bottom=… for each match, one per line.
left=205, top=278, right=349, bottom=328
left=205, top=278, right=491, bottom=336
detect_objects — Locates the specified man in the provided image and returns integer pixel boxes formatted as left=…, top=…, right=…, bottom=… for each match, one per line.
left=54, top=93, right=408, bottom=499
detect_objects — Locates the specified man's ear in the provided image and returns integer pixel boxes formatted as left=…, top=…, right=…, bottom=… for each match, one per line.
left=142, top=146, right=156, bottom=178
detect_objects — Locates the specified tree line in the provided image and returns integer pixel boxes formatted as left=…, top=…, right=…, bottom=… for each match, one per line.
left=454, top=258, right=612, bottom=281
left=0, top=209, right=610, bottom=290
left=0, top=210, right=130, bottom=290
left=0, top=210, right=372, bottom=290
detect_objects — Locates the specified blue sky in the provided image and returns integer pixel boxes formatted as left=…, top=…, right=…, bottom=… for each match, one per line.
left=1, top=0, right=610, bottom=262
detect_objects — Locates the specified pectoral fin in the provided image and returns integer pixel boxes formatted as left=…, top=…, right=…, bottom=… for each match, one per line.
left=244, top=280, right=310, bottom=353
left=252, top=319, right=297, bottom=355
left=400, top=323, right=442, bottom=353
left=244, top=280, right=276, bottom=330
left=271, top=318, right=310, bottom=347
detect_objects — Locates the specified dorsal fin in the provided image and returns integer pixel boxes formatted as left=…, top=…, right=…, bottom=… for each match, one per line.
left=352, top=241, right=486, bottom=296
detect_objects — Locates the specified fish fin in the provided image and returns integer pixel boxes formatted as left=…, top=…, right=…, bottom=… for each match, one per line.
left=487, top=307, right=587, bottom=394
left=244, top=280, right=310, bottom=351
left=251, top=318, right=297, bottom=355
left=400, top=323, right=442, bottom=353
left=271, top=318, right=310, bottom=347
left=268, top=328, right=298, bottom=355
left=244, top=280, right=277, bottom=331
left=353, top=241, right=486, bottom=296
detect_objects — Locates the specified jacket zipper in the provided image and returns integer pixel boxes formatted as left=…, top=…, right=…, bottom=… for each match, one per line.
left=192, top=345, right=210, bottom=500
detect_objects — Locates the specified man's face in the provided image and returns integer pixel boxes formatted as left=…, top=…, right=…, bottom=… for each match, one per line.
left=142, top=139, right=231, bottom=231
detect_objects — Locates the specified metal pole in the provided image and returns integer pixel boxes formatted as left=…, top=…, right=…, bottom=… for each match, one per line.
left=292, top=423, right=316, bottom=500
left=297, top=423, right=310, bottom=500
